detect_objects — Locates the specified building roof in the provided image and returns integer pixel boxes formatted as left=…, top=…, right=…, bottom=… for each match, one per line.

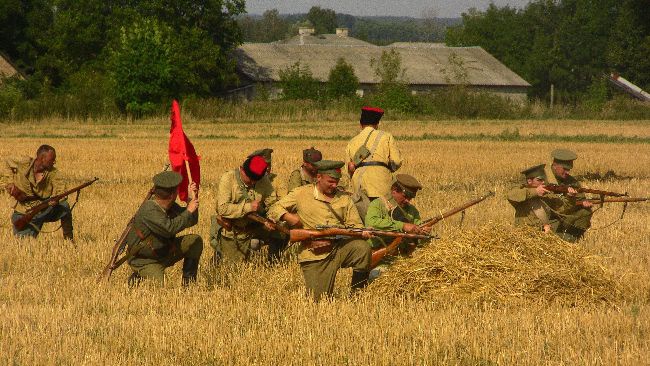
left=234, top=42, right=530, bottom=87
left=0, top=52, right=24, bottom=80
left=277, top=34, right=375, bottom=47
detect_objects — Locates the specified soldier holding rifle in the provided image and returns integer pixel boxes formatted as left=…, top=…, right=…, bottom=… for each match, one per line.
left=507, top=164, right=556, bottom=233
left=1, top=145, right=74, bottom=240
left=268, top=160, right=373, bottom=301
left=126, top=171, right=202, bottom=287
left=211, top=155, right=278, bottom=264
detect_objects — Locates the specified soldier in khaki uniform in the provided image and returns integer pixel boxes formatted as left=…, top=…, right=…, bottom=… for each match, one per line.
left=211, top=155, right=278, bottom=264
left=543, top=149, right=593, bottom=242
left=365, top=174, right=427, bottom=280
left=287, top=147, right=322, bottom=192
left=126, top=171, right=202, bottom=287
left=1, top=145, right=73, bottom=240
left=507, top=164, right=556, bottom=233
left=268, top=160, right=372, bottom=301
left=345, top=106, right=403, bottom=220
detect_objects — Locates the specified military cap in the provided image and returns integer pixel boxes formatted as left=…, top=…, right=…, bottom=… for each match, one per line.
left=360, top=106, right=384, bottom=125
left=248, top=148, right=274, bottom=163
left=315, top=160, right=345, bottom=179
left=303, top=147, right=322, bottom=164
left=394, top=174, right=422, bottom=199
left=551, top=149, right=577, bottom=170
left=153, top=171, right=183, bottom=188
left=521, top=164, right=547, bottom=180
left=243, top=155, right=268, bottom=181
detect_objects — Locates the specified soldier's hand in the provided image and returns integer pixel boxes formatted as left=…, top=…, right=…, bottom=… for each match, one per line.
left=249, top=200, right=261, bottom=212
left=187, top=196, right=199, bottom=213
left=542, top=224, right=552, bottom=233
left=566, top=187, right=578, bottom=196
left=48, top=199, right=58, bottom=207
left=581, top=200, right=593, bottom=208
left=189, top=182, right=199, bottom=196
left=281, top=213, right=302, bottom=227
left=263, top=221, right=275, bottom=232
left=403, top=223, right=425, bottom=235
left=535, top=185, right=550, bottom=196
left=361, top=230, right=374, bottom=239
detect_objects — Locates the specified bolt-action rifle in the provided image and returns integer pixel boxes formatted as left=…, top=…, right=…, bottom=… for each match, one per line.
left=370, top=191, right=494, bottom=269
left=13, top=177, right=99, bottom=231
left=97, top=166, right=168, bottom=282
left=528, top=184, right=628, bottom=197
left=576, top=197, right=648, bottom=205
left=289, top=226, right=432, bottom=243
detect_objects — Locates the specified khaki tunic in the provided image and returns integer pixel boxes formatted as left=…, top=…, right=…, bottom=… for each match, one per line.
left=1, top=156, right=66, bottom=214
left=345, top=126, right=402, bottom=198
left=287, top=167, right=314, bottom=193
left=215, top=169, right=278, bottom=240
left=268, top=184, right=364, bottom=263
left=506, top=185, right=554, bottom=229
left=543, top=165, right=592, bottom=233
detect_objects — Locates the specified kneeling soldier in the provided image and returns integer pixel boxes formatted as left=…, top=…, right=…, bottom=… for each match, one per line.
left=211, top=155, right=278, bottom=264
left=365, top=174, right=426, bottom=280
left=507, top=164, right=555, bottom=233
left=268, top=160, right=372, bottom=301
left=127, top=171, right=202, bottom=287
left=2, top=145, right=73, bottom=240
left=287, top=147, right=322, bottom=192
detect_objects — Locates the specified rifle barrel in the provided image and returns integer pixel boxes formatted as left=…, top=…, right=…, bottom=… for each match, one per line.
left=420, top=191, right=494, bottom=228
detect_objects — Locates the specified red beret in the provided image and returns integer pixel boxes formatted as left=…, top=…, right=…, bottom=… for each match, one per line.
left=243, top=155, right=268, bottom=181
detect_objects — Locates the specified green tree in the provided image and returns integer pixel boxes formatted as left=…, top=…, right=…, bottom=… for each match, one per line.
left=110, top=20, right=174, bottom=115
left=278, top=61, right=321, bottom=100
left=369, top=49, right=414, bottom=112
left=327, top=58, right=359, bottom=99
left=307, top=6, right=337, bottom=34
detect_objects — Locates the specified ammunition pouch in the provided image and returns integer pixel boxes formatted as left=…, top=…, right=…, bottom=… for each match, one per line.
left=351, top=189, right=372, bottom=223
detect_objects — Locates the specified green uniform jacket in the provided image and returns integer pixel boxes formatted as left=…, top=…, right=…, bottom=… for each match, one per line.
left=506, top=185, right=554, bottom=229
left=268, top=184, right=364, bottom=263
left=1, top=156, right=66, bottom=213
left=126, top=200, right=198, bottom=264
left=215, top=169, right=278, bottom=240
left=543, top=166, right=592, bottom=231
left=346, top=126, right=403, bottom=198
left=365, top=195, right=422, bottom=249
left=287, top=168, right=314, bottom=193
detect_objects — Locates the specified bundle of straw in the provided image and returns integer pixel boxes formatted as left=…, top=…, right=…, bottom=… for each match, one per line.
left=368, top=223, right=626, bottom=306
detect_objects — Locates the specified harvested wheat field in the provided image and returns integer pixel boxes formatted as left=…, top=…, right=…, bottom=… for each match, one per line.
left=1, top=118, right=649, bottom=365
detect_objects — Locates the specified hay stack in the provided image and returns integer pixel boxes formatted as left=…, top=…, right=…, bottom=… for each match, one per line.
left=367, top=223, right=626, bottom=305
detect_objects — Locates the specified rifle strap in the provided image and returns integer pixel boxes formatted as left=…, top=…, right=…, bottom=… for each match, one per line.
left=325, top=202, right=345, bottom=226
left=354, top=130, right=386, bottom=192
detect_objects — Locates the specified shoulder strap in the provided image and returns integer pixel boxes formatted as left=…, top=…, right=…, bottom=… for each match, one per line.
left=361, top=129, right=375, bottom=147
left=368, top=130, right=385, bottom=158
left=325, top=202, right=345, bottom=226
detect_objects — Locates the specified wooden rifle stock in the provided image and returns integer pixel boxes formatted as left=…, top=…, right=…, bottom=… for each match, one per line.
left=246, top=212, right=290, bottom=235
left=370, top=191, right=494, bottom=269
left=577, top=197, right=648, bottom=205
left=289, top=227, right=431, bottom=243
left=534, top=184, right=627, bottom=197
left=13, top=177, right=99, bottom=231
left=97, top=165, right=169, bottom=283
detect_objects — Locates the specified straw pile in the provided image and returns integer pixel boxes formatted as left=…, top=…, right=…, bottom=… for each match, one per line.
left=367, top=223, right=626, bottom=305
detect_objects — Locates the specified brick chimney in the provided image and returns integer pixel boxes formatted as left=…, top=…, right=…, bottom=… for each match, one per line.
left=336, top=28, right=349, bottom=37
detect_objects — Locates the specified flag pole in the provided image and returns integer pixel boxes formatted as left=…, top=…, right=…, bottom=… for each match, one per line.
left=184, top=159, right=195, bottom=200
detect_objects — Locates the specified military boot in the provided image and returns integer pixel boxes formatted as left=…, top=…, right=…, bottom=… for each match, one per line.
left=182, top=258, right=200, bottom=286
left=350, top=270, right=370, bottom=293
left=61, top=215, right=74, bottom=242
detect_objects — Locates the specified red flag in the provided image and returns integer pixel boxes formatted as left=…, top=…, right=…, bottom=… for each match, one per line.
left=169, top=100, right=200, bottom=202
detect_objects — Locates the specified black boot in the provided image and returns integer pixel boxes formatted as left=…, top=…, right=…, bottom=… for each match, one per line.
left=61, top=215, right=74, bottom=242
left=182, top=258, right=200, bottom=286
left=351, top=270, right=369, bottom=292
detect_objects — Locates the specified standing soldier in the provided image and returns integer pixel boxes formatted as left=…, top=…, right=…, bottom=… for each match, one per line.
left=365, top=174, right=427, bottom=280
left=126, top=171, right=202, bottom=287
left=1, top=145, right=74, bottom=240
left=345, top=106, right=403, bottom=220
left=507, top=164, right=555, bottom=233
left=268, top=160, right=372, bottom=301
left=211, top=155, right=278, bottom=264
left=287, top=147, right=322, bottom=192
left=544, top=149, right=593, bottom=242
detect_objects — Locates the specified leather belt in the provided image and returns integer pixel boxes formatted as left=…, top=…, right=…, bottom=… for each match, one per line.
left=357, top=161, right=390, bottom=170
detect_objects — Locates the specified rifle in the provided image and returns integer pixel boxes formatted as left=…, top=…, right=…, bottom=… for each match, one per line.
left=530, top=184, right=627, bottom=197
left=576, top=197, right=648, bottom=205
left=289, top=226, right=433, bottom=243
left=97, top=166, right=168, bottom=282
left=246, top=212, right=290, bottom=235
left=13, top=177, right=99, bottom=231
left=370, top=191, right=494, bottom=269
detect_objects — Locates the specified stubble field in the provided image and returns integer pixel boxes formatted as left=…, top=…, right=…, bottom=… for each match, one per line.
left=1, top=118, right=649, bottom=365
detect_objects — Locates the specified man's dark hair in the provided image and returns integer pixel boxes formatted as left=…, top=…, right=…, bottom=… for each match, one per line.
left=153, top=187, right=176, bottom=199
left=36, top=145, right=55, bottom=156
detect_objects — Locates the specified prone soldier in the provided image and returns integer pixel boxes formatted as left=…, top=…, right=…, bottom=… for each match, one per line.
left=126, top=171, right=202, bottom=287
left=1, top=145, right=74, bottom=240
left=268, top=160, right=372, bottom=301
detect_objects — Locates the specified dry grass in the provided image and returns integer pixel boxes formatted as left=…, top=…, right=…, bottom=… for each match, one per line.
left=0, top=118, right=649, bottom=365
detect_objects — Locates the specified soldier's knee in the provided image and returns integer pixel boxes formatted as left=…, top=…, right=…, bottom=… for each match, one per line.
left=186, top=234, right=204, bottom=257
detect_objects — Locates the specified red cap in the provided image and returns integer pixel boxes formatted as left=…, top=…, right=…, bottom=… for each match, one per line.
left=360, top=106, right=384, bottom=125
left=243, top=155, right=268, bottom=180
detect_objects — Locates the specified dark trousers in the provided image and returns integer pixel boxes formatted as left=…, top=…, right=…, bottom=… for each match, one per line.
left=11, top=201, right=73, bottom=239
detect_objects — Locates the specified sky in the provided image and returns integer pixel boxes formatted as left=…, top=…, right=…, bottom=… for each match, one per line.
left=245, top=0, right=532, bottom=18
